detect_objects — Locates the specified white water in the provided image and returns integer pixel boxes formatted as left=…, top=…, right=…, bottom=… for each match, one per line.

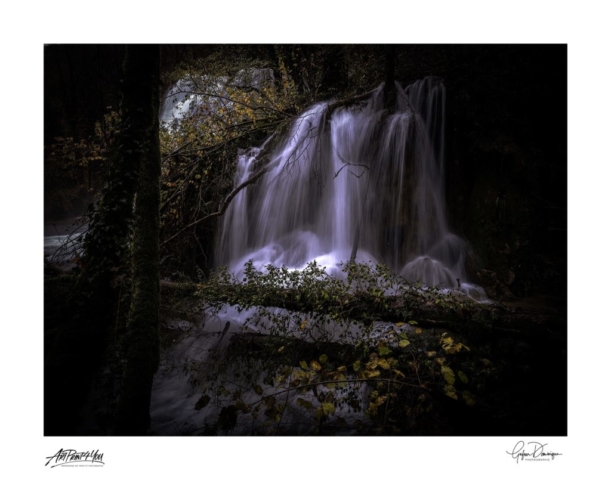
left=150, top=77, right=487, bottom=435
left=151, top=303, right=412, bottom=435
left=218, top=77, right=486, bottom=299
left=44, top=218, right=87, bottom=265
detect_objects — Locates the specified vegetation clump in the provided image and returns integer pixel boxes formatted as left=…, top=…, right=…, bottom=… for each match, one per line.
left=152, top=260, right=552, bottom=435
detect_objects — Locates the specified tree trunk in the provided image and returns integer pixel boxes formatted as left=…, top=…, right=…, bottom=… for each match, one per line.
left=384, top=45, right=397, bottom=113
left=114, top=45, right=161, bottom=435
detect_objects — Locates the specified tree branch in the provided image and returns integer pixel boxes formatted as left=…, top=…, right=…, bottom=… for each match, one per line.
left=333, top=162, right=370, bottom=179
left=160, top=157, right=271, bottom=247
left=248, top=377, right=428, bottom=409
left=159, top=87, right=381, bottom=248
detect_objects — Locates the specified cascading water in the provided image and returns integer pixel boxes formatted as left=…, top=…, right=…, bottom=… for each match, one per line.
left=150, top=76, right=487, bottom=435
left=218, top=77, right=486, bottom=299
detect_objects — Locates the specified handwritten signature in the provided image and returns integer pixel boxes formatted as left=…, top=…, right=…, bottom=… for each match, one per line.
left=45, top=449, right=104, bottom=468
left=507, top=441, right=562, bottom=463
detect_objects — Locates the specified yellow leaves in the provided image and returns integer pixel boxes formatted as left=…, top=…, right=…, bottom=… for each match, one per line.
left=299, top=360, right=308, bottom=370
left=399, top=339, right=410, bottom=348
left=394, top=369, right=406, bottom=378
left=369, top=390, right=388, bottom=407
left=353, top=360, right=361, bottom=372
left=458, top=371, right=469, bottom=384
left=377, top=358, right=391, bottom=370
left=318, top=354, right=328, bottom=364
left=310, top=360, right=322, bottom=372
left=415, top=328, right=423, bottom=334
left=366, top=355, right=379, bottom=370
left=367, top=392, right=388, bottom=416
left=300, top=319, right=308, bottom=330
left=444, top=384, right=458, bottom=400
left=440, top=332, right=470, bottom=354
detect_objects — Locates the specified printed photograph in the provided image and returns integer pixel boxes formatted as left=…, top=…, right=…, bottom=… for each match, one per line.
left=44, top=44, right=567, bottom=436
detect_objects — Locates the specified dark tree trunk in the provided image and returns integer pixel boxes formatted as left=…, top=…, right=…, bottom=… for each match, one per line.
left=384, top=45, right=397, bottom=113
left=114, top=45, right=161, bottom=435
left=82, top=47, right=143, bottom=279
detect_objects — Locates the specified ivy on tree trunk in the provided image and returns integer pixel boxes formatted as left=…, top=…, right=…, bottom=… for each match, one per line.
left=114, top=45, right=161, bottom=435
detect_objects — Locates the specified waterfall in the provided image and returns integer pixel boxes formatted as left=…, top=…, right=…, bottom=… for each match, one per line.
left=217, top=77, right=486, bottom=299
left=151, top=76, right=488, bottom=435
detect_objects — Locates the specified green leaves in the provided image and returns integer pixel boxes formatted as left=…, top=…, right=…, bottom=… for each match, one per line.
left=378, top=344, right=392, bottom=356
left=297, top=398, right=314, bottom=410
left=322, top=402, right=336, bottom=415
left=441, top=365, right=456, bottom=385
left=192, top=258, right=496, bottom=433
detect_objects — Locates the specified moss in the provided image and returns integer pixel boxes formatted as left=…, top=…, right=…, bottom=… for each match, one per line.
left=114, top=45, right=161, bottom=435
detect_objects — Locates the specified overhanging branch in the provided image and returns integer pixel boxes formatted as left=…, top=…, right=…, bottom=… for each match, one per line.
left=160, top=157, right=271, bottom=247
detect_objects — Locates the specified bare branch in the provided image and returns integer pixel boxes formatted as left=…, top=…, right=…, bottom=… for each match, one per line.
left=325, top=88, right=376, bottom=116
left=248, top=377, right=428, bottom=409
left=333, top=162, right=370, bottom=179
left=161, top=157, right=271, bottom=247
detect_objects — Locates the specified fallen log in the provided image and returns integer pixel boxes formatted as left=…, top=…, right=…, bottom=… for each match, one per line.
left=160, top=280, right=566, bottom=344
